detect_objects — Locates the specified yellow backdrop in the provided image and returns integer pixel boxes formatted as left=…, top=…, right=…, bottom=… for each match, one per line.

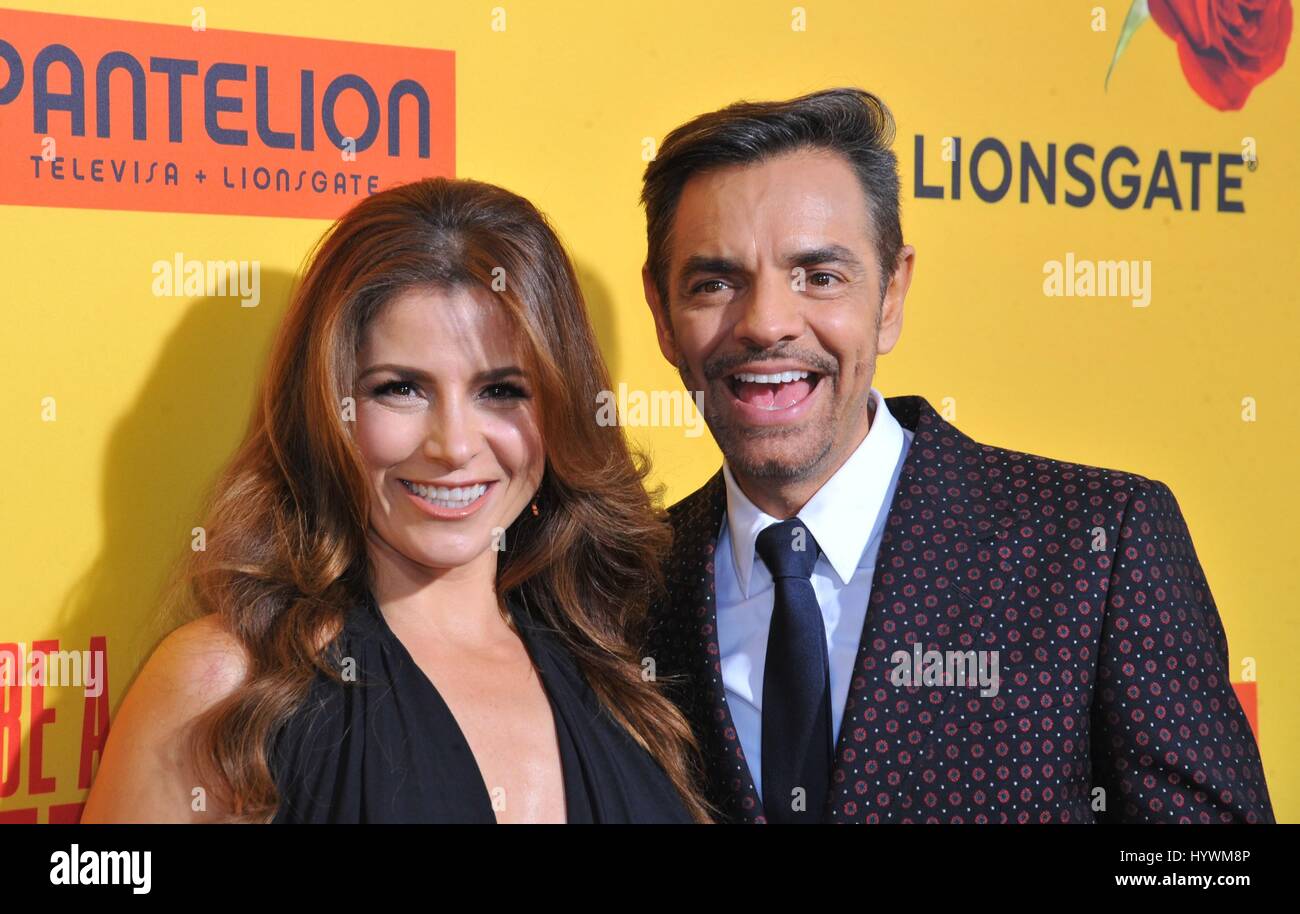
left=2, top=0, right=1295, bottom=822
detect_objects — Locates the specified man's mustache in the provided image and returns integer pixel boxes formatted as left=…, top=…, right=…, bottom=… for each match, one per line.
left=701, top=347, right=840, bottom=382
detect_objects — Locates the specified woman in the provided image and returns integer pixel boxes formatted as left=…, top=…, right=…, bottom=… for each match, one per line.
left=81, top=177, right=711, bottom=823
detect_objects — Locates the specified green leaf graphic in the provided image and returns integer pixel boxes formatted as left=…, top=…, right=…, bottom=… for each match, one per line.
left=1105, top=0, right=1151, bottom=92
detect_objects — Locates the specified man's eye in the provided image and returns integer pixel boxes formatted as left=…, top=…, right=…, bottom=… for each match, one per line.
left=692, top=279, right=731, bottom=295
left=808, top=271, right=839, bottom=286
left=374, top=380, right=418, bottom=398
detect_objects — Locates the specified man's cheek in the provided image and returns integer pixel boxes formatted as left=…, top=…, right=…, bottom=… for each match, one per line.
left=675, top=356, right=705, bottom=395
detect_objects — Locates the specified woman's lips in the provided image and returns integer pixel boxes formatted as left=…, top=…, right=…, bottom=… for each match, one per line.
left=398, top=478, right=495, bottom=520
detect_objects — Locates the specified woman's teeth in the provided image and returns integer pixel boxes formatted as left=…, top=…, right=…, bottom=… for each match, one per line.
left=400, top=480, right=488, bottom=508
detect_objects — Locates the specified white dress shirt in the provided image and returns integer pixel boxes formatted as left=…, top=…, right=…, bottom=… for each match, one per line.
left=715, top=387, right=914, bottom=799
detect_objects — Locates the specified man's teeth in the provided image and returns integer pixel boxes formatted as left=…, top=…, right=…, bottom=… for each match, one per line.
left=401, top=480, right=488, bottom=507
left=733, top=370, right=811, bottom=384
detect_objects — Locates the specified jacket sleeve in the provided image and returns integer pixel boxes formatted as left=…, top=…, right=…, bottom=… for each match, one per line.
left=1091, top=478, right=1274, bottom=823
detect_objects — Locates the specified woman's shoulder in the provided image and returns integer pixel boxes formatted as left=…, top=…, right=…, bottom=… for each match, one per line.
left=80, top=615, right=251, bottom=822
left=141, top=615, right=250, bottom=716
left=128, top=610, right=356, bottom=737
left=152, top=606, right=373, bottom=701
left=132, top=615, right=258, bottom=732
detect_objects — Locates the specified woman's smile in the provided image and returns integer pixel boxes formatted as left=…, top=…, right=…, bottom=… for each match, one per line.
left=397, top=477, right=497, bottom=520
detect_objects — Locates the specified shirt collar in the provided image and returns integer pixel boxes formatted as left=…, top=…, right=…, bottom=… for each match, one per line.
left=722, top=387, right=905, bottom=597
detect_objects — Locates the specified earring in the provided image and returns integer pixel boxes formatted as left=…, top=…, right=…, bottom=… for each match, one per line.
left=531, top=496, right=540, bottom=516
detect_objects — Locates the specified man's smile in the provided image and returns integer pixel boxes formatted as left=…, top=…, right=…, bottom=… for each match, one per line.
left=720, top=362, right=826, bottom=426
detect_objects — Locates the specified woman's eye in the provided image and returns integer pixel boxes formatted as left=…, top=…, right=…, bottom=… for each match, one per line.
left=483, top=382, right=528, bottom=401
left=374, top=380, right=419, bottom=398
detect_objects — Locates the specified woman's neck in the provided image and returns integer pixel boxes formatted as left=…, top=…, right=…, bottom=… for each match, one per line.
left=364, top=527, right=509, bottom=647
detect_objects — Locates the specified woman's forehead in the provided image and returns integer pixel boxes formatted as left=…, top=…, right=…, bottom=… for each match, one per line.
left=360, top=284, right=524, bottom=370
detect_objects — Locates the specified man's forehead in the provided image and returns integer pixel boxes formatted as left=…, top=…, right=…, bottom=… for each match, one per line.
left=670, top=150, right=874, bottom=261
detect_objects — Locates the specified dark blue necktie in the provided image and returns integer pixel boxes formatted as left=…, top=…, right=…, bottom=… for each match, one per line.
left=755, top=517, right=832, bottom=824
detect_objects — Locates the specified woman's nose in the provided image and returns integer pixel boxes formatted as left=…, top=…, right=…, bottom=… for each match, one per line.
left=422, top=397, right=478, bottom=468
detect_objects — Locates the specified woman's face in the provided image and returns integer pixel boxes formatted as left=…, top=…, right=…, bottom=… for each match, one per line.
left=354, top=284, right=544, bottom=575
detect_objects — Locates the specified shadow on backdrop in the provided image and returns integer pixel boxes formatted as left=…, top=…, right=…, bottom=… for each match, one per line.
left=51, top=270, right=298, bottom=755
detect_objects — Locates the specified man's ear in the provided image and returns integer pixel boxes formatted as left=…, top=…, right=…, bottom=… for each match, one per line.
left=642, top=264, right=679, bottom=366
left=877, top=244, right=915, bottom=356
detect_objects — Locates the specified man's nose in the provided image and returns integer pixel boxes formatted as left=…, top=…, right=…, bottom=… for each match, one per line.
left=732, top=270, right=806, bottom=349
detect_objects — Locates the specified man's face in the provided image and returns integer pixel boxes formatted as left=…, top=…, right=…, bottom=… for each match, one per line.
left=644, top=148, right=911, bottom=487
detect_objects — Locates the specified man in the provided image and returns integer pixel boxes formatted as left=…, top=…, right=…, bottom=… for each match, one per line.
left=639, top=87, right=1273, bottom=824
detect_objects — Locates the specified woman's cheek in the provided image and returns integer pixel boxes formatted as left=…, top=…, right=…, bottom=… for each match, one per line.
left=354, top=401, right=423, bottom=468
left=487, top=411, right=544, bottom=483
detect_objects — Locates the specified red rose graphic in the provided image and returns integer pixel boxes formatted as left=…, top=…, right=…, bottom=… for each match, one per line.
left=1148, top=0, right=1292, bottom=110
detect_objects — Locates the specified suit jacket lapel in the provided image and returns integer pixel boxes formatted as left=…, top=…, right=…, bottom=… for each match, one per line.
left=826, top=395, right=1014, bottom=822
left=662, top=469, right=768, bottom=823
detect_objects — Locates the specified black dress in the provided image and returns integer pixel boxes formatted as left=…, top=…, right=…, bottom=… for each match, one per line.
left=269, top=589, right=694, bottom=823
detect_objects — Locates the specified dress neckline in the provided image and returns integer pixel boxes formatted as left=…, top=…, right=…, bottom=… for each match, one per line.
left=357, top=588, right=581, bottom=824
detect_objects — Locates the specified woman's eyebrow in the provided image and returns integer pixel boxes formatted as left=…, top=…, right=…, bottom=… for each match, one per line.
left=473, top=365, right=528, bottom=383
left=356, top=363, right=527, bottom=383
left=356, top=363, right=432, bottom=382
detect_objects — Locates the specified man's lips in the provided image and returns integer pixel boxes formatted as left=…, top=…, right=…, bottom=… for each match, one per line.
left=720, top=368, right=825, bottom=425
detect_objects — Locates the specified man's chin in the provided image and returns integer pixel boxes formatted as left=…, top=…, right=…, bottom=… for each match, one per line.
left=724, top=439, right=834, bottom=482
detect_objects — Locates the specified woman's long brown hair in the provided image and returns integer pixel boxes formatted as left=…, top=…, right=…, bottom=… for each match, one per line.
left=175, top=177, right=712, bottom=822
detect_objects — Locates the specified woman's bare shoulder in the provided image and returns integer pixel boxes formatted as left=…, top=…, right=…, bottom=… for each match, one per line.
left=80, top=614, right=250, bottom=823
left=148, top=614, right=250, bottom=703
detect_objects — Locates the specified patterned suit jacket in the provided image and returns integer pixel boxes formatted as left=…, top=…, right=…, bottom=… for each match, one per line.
left=648, top=395, right=1273, bottom=823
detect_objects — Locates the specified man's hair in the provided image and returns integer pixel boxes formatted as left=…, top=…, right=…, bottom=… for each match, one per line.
left=640, top=86, right=903, bottom=308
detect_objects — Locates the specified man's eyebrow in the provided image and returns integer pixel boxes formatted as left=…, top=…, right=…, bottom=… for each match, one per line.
left=678, top=254, right=747, bottom=281
left=356, top=363, right=528, bottom=383
left=784, top=244, right=866, bottom=271
left=675, top=246, right=866, bottom=286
